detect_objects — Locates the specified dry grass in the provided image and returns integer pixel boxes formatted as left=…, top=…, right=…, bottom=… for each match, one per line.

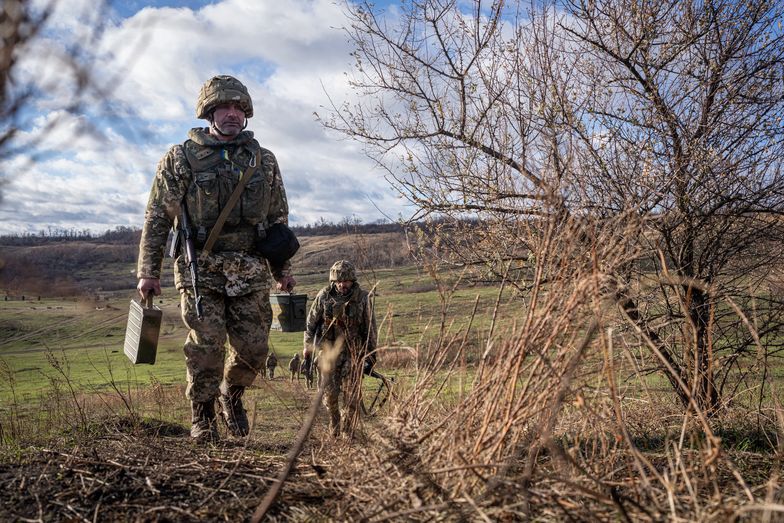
left=2, top=327, right=782, bottom=521
left=2, top=220, right=783, bottom=521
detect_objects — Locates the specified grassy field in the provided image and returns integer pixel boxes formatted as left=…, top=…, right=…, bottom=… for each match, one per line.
left=0, top=261, right=512, bottom=404
left=1, top=235, right=783, bottom=521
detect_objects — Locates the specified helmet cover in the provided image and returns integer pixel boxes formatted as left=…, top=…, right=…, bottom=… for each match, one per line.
left=196, top=75, right=253, bottom=119
left=330, top=260, right=356, bottom=282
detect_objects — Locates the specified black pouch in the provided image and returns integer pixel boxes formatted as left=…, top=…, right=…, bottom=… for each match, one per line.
left=255, top=223, right=300, bottom=266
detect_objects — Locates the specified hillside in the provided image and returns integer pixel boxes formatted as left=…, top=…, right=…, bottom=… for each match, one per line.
left=1, top=230, right=782, bottom=521
left=0, top=230, right=413, bottom=297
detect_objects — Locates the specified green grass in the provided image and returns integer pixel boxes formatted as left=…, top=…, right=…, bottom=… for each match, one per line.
left=6, top=260, right=778, bottom=416
left=0, top=263, right=510, bottom=406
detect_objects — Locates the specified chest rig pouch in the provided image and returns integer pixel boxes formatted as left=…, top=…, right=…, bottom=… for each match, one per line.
left=322, top=289, right=364, bottom=344
left=183, top=139, right=272, bottom=245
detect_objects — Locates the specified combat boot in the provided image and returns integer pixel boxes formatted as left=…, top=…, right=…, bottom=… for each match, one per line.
left=219, top=384, right=249, bottom=437
left=191, top=400, right=220, bottom=443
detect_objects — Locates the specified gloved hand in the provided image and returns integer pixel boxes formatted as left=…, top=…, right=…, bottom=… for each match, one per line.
left=363, top=352, right=377, bottom=376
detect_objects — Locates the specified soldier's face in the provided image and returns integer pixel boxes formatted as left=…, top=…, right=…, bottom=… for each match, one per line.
left=336, top=279, right=353, bottom=295
left=212, top=103, right=245, bottom=138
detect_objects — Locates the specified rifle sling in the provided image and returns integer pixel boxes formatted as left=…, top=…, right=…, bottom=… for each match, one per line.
left=200, top=150, right=260, bottom=257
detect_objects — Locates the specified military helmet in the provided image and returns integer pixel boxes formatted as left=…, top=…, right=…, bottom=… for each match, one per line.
left=330, top=260, right=356, bottom=282
left=196, top=75, right=253, bottom=119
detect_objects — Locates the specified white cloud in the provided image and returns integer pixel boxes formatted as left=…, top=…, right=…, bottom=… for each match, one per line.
left=0, top=108, right=157, bottom=235
left=0, top=0, right=407, bottom=235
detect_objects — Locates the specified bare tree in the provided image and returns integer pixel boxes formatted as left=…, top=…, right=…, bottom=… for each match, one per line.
left=322, top=0, right=784, bottom=413
left=558, top=0, right=784, bottom=414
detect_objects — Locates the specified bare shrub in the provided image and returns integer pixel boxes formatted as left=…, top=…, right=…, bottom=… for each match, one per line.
left=323, top=0, right=784, bottom=416
left=284, top=214, right=778, bottom=520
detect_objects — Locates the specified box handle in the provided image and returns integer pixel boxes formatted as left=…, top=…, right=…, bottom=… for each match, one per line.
left=144, top=291, right=154, bottom=309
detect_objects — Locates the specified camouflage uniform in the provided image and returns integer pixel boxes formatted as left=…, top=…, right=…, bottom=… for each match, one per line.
left=312, top=352, right=321, bottom=389
left=301, top=356, right=315, bottom=389
left=266, top=352, right=278, bottom=379
left=304, top=261, right=377, bottom=436
left=289, top=353, right=301, bottom=381
left=137, top=76, right=291, bottom=440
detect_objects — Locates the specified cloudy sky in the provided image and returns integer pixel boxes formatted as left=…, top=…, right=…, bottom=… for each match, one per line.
left=0, top=0, right=410, bottom=236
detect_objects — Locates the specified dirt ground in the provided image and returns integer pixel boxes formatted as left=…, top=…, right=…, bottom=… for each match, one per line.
left=2, top=374, right=782, bottom=522
left=0, top=378, right=356, bottom=523
left=0, top=417, right=295, bottom=521
left=3, top=410, right=783, bottom=522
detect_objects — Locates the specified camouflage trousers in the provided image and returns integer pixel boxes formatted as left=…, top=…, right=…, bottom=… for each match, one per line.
left=321, top=350, right=363, bottom=435
left=180, top=288, right=272, bottom=402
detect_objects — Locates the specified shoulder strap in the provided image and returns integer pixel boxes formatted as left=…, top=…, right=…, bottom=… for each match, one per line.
left=200, top=149, right=260, bottom=257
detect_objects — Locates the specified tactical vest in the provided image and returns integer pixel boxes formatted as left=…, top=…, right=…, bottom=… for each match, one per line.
left=321, top=286, right=368, bottom=349
left=183, top=139, right=271, bottom=251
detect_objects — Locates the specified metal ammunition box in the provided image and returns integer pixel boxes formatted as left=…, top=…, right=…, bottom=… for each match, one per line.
left=123, top=296, right=162, bottom=364
left=269, top=293, right=308, bottom=332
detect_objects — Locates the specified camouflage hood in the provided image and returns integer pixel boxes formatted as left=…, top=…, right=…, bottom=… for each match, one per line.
left=187, top=127, right=255, bottom=147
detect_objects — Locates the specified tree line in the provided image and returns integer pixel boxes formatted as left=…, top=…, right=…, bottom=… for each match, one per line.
left=0, top=219, right=406, bottom=247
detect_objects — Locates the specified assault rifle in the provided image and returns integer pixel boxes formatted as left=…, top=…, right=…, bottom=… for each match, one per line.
left=362, top=359, right=393, bottom=417
left=170, top=202, right=204, bottom=320
left=308, top=324, right=392, bottom=414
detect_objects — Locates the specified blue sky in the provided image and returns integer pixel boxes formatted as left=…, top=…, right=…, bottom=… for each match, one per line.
left=0, top=0, right=409, bottom=235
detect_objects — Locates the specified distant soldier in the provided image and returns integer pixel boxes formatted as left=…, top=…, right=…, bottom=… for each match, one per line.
left=301, top=357, right=314, bottom=389
left=266, top=352, right=278, bottom=380
left=303, top=260, right=377, bottom=437
left=289, top=353, right=301, bottom=382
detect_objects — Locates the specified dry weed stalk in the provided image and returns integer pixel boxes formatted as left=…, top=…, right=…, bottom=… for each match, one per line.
left=293, top=215, right=780, bottom=521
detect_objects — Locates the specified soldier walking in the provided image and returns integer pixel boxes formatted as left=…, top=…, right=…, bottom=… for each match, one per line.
left=136, top=75, right=297, bottom=442
left=289, top=353, right=301, bottom=382
left=266, top=351, right=278, bottom=380
left=303, top=260, right=377, bottom=437
left=301, top=357, right=314, bottom=389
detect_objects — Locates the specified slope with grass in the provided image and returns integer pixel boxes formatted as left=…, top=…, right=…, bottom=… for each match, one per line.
left=1, top=231, right=783, bottom=521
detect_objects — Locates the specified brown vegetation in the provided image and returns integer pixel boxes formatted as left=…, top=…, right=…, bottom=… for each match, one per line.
left=3, top=0, right=784, bottom=521
left=2, top=261, right=783, bottom=520
left=295, top=232, right=411, bottom=273
left=0, top=230, right=412, bottom=297
left=0, top=242, right=138, bottom=296
left=324, top=0, right=784, bottom=416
